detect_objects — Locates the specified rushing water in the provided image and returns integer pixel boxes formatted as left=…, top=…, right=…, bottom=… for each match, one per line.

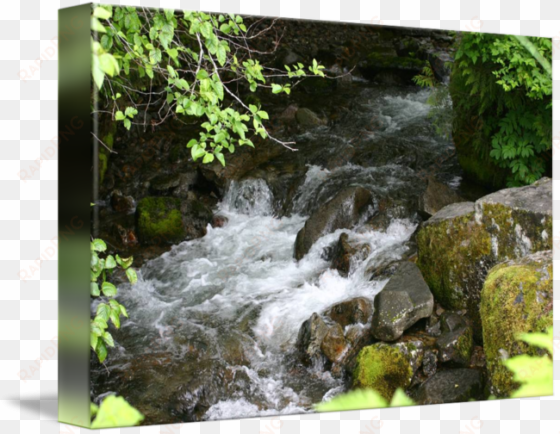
left=91, top=84, right=461, bottom=423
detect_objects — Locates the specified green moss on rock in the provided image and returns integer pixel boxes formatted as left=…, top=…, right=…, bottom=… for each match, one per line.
left=353, top=343, right=413, bottom=400
left=480, top=250, right=552, bottom=397
left=416, top=205, right=492, bottom=335
left=136, top=197, right=185, bottom=245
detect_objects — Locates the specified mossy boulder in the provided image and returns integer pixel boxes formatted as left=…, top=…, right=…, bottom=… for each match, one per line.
left=352, top=343, right=415, bottom=400
left=417, top=178, right=552, bottom=340
left=136, top=197, right=185, bottom=245
left=436, top=325, right=474, bottom=366
left=480, top=250, right=553, bottom=397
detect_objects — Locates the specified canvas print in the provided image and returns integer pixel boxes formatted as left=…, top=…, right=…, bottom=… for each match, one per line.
left=69, top=3, right=553, bottom=428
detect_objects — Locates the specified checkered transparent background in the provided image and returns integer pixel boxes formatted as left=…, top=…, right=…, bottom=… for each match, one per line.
left=0, top=0, right=559, bottom=433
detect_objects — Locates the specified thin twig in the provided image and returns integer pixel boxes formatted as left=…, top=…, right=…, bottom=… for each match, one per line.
left=92, top=132, right=118, bottom=154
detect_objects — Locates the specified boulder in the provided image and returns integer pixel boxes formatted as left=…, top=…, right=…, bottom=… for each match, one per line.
left=353, top=341, right=423, bottom=400
left=320, top=323, right=348, bottom=363
left=330, top=233, right=371, bottom=277
left=324, top=297, right=372, bottom=328
left=136, top=197, right=185, bottom=245
left=480, top=250, right=553, bottom=397
left=294, top=187, right=373, bottom=260
left=296, top=108, right=327, bottom=127
left=417, top=178, right=552, bottom=340
left=111, top=190, right=135, bottom=214
left=422, top=350, right=438, bottom=377
left=211, top=215, right=229, bottom=228
left=295, top=313, right=330, bottom=365
left=418, top=175, right=463, bottom=217
left=180, top=198, right=213, bottom=240
left=278, top=104, right=299, bottom=124
left=436, top=326, right=474, bottom=366
left=415, top=369, right=484, bottom=405
left=371, top=262, right=434, bottom=341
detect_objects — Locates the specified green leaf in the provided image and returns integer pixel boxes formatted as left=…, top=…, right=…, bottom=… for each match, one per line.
left=91, top=282, right=100, bottom=297
left=389, top=389, right=415, bottom=407
left=91, top=396, right=144, bottom=429
left=119, top=304, right=129, bottom=318
left=217, top=44, right=227, bottom=66
left=116, top=255, right=133, bottom=269
left=92, top=239, right=107, bottom=252
left=123, top=119, right=131, bottom=130
left=187, top=139, right=198, bottom=148
left=257, top=111, right=269, bottom=120
left=105, top=255, right=117, bottom=269
left=90, top=332, right=98, bottom=350
left=93, top=7, right=112, bottom=20
left=102, top=331, right=115, bottom=348
left=101, top=282, right=117, bottom=297
left=109, top=308, right=121, bottom=329
left=271, top=84, right=282, bottom=94
left=202, top=153, right=215, bottom=164
left=517, top=327, right=553, bottom=354
left=91, top=17, right=107, bottom=33
left=316, top=389, right=388, bottom=412
left=216, top=152, right=226, bottom=167
left=115, top=111, right=125, bottom=121
left=90, top=402, right=99, bottom=418
left=125, top=268, right=138, bottom=285
left=95, top=338, right=108, bottom=363
left=191, top=144, right=206, bottom=161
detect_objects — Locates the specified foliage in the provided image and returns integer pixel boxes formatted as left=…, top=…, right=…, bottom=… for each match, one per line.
left=90, top=237, right=137, bottom=363
left=90, top=5, right=328, bottom=166
left=451, top=33, right=552, bottom=186
left=503, top=327, right=553, bottom=398
left=90, top=396, right=144, bottom=428
left=315, top=388, right=414, bottom=412
left=413, top=62, right=453, bottom=140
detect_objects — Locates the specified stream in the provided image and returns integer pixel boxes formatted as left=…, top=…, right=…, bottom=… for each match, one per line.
left=91, top=83, right=465, bottom=423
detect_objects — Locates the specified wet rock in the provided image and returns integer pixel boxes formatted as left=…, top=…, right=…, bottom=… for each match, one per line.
left=439, top=312, right=468, bottom=334
left=172, top=172, right=199, bottom=198
left=371, top=261, right=434, bottom=341
left=320, top=323, right=349, bottom=363
left=359, top=52, right=425, bottom=85
left=422, top=350, right=438, bottom=377
left=330, top=233, right=371, bottom=277
left=368, top=260, right=402, bottom=281
left=425, top=314, right=441, bottom=337
left=296, top=313, right=329, bottom=365
left=436, top=326, right=473, bottom=366
left=136, top=197, right=185, bottom=245
left=418, top=175, right=463, bottom=218
left=111, top=190, right=135, bottom=214
left=296, top=108, right=327, bottom=127
left=352, top=341, right=422, bottom=400
left=417, top=178, right=552, bottom=340
left=278, top=104, right=299, bottom=124
left=180, top=198, right=213, bottom=240
left=480, top=250, right=553, bottom=397
left=324, top=297, right=372, bottom=328
left=415, top=369, right=484, bottom=405
left=211, top=214, right=229, bottom=228
left=294, top=186, right=373, bottom=260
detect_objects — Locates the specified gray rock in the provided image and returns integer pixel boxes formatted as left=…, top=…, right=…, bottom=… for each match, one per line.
left=418, top=175, right=464, bottom=217
left=324, top=297, right=372, bottom=328
left=296, top=108, right=327, bottom=127
left=415, top=369, right=484, bottom=405
left=371, top=261, right=434, bottom=341
left=294, top=187, right=373, bottom=260
left=296, top=313, right=329, bottom=365
left=440, top=312, right=468, bottom=334
left=330, top=233, right=371, bottom=277
left=436, top=326, right=474, bottom=366
left=425, top=201, right=475, bottom=224
left=422, top=351, right=438, bottom=377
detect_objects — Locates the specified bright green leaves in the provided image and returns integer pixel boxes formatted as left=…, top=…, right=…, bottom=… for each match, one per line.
left=91, top=241, right=137, bottom=364
left=309, top=58, right=326, bottom=77
left=93, top=7, right=327, bottom=167
left=271, top=83, right=291, bottom=95
left=503, top=327, right=553, bottom=398
left=91, top=396, right=144, bottom=429
left=114, top=107, right=137, bottom=130
left=315, top=388, right=414, bottom=412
